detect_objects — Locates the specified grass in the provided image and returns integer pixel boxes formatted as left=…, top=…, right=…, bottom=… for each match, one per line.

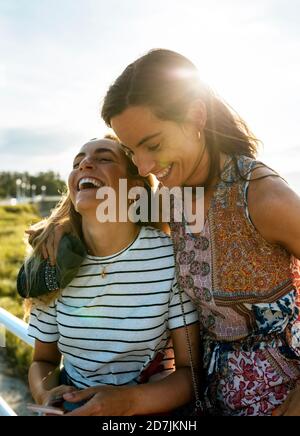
left=0, top=204, right=41, bottom=378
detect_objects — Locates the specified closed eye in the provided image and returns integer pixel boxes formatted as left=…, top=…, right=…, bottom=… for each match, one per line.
left=147, top=143, right=161, bottom=152
left=97, top=157, right=113, bottom=162
left=73, top=161, right=81, bottom=169
left=72, top=157, right=113, bottom=169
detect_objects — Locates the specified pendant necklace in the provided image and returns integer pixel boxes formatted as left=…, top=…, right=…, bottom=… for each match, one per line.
left=100, top=266, right=107, bottom=279
left=88, top=227, right=140, bottom=280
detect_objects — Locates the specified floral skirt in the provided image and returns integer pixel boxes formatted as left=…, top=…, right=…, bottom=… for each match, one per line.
left=203, top=336, right=300, bottom=416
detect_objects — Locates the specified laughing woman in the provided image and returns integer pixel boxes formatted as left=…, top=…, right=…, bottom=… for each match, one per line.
left=23, top=137, right=200, bottom=416
left=101, top=49, right=300, bottom=416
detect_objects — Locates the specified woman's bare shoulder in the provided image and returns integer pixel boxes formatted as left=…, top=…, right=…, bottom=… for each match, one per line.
left=247, top=163, right=300, bottom=250
left=248, top=164, right=299, bottom=206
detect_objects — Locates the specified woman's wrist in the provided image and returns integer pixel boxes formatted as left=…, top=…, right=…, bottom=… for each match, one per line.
left=33, top=388, right=50, bottom=405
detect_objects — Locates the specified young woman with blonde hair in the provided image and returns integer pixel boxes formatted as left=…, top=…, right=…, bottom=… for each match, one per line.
left=23, top=137, right=200, bottom=416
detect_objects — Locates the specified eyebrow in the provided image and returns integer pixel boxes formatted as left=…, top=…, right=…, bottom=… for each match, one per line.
left=73, top=148, right=118, bottom=161
left=136, top=132, right=161, bottom=148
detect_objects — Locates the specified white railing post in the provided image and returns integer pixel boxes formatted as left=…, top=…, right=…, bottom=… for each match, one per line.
left=0, top=307, right=34, bottom=416
left=0, top=308, right=34, bottom=347
left=0, top=397, right=17, bottom=417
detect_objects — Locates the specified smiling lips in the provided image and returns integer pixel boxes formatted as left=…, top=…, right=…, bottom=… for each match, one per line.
left=77, top=177, right=103, bottom=191
left=155, top=164, right=173, bottom=181
left=77, top=165, right=173, bottom=191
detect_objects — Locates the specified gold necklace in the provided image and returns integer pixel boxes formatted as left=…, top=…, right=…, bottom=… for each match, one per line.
left=86, top=250, right=110, bottom=279
left=88, top=227, right=141, bottom=279
left=100, top=266, right=107, bottom=279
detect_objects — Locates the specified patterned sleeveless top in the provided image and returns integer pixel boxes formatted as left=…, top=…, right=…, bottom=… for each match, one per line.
left=170, top=155, right=300, bottom=416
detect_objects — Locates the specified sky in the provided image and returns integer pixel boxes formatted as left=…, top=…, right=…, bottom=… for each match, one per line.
left=0, top=0, right=300, bottom=192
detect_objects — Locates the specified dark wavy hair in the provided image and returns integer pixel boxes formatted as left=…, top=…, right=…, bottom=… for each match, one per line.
left=101, top=49, right=261, bottom=186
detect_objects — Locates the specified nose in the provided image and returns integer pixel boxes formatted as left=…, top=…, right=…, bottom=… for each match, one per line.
left=79, top=156, right=96, bottom=171
left=133, top=155, right=155, bottom=177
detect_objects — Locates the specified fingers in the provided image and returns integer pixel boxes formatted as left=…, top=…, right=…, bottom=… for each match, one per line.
left=63, top=388, right=95, bottom=403
left=44, top=224, right=66, bottom=265
left=45, top=232, right=55, bottom=266
left=42, top=244, right=48, bottom=261
left=65, top=402, right=94, bottom=417
left=25, top=227, right=44, bottom=246
left=26, top=229, right=38, bottom=246
left=45, top=386, right=77, bottom=406
left=26, top=222, right=70, bottom=264
left=53, top=225, right=66, bottom=262
left=25, top=230, right=35, bottom=235
left=64, top=393, right=99, bottom=417
left=54, top=386, right=77, bottom=399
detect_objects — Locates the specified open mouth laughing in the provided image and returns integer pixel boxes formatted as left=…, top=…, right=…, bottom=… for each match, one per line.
left=154, top=164, right=173, bottom=182
left=77, top=177, right=104, bottom=191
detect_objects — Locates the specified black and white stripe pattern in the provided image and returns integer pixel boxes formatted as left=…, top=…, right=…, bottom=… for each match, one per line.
left=28, top=226, right=198, bottom=388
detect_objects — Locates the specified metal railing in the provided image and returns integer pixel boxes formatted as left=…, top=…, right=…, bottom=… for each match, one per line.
left=0, top=308, right=34, bottom=416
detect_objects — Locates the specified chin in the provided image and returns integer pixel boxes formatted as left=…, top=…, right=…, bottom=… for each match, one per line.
left=75, top=199, right=98, bottom=215
left=162, top=172, right=182, bottom=189
left=161, top=179, right=176, bottom=189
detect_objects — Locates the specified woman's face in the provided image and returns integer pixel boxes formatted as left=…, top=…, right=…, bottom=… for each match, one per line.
left=111, top=106, right=205, bottom=188
left=68, top=139, right=129, bottom=214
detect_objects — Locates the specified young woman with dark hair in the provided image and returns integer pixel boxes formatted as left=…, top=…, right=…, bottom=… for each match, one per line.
left=100, top=49, right=300, bottom=416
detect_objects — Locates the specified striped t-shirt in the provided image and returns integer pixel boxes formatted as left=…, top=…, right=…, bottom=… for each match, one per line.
left=28, top=226, right=198, bottom=389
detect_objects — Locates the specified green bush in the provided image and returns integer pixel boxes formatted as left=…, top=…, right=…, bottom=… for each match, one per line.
left=0, top=205, right=40, bottom=378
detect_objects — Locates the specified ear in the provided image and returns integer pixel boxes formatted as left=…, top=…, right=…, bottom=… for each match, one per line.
left=186, top=99, right=207, bottom=130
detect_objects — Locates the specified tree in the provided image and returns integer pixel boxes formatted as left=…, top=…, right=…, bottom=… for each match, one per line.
left=0, top=171, right=66, bottom=198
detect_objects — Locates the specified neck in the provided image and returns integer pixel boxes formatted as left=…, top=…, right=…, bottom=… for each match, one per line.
left=186, top=145, right=210, bottom=187
left=186, top=148, right=229, bottom=189
left=82, top=215, right=140, bottom=257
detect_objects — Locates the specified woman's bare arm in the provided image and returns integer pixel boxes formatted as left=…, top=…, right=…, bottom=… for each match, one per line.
left=248, top=168, right=300, bottom=258
left=29, top=340, right=75, bottom=405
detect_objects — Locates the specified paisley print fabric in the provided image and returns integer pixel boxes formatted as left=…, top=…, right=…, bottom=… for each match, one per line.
left=170, top=155, right=300, bottom=416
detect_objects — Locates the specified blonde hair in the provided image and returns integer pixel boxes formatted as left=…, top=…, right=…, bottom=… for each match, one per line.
left=24, top=193, right=82, bottom=318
